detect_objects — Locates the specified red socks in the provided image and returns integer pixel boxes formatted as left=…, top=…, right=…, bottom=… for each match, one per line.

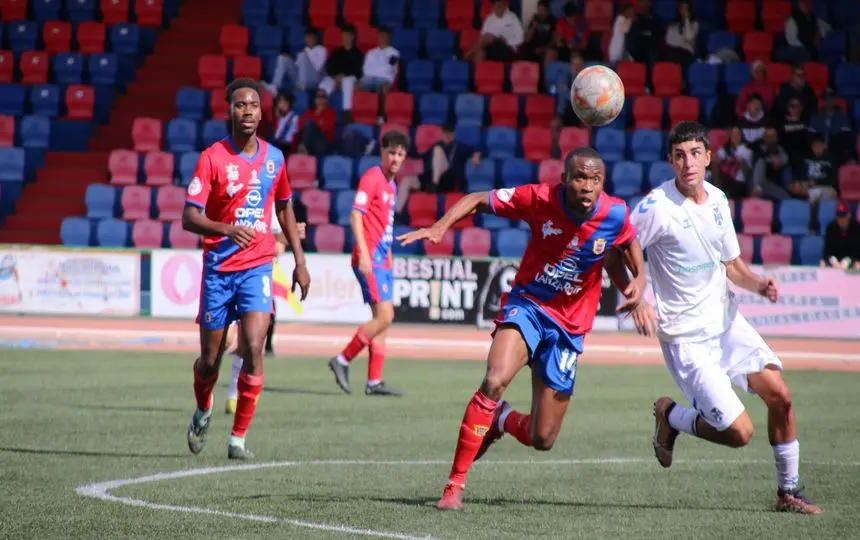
left=368, top=341, right=385, bottom=381
left=503, top=410, right=533, bottom=447
left=192, top=360, right=218, bottom=411
left=447, top=390, right=498, bottom=486
left=231, top=371, right=264, bottom=438
left=340, top=328, right=370, bottom=362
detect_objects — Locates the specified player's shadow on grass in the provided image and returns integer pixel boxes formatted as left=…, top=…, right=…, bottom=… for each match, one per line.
left=369, top=496, right=765, bottom=513
left=0, top=446, right=188, bottom=459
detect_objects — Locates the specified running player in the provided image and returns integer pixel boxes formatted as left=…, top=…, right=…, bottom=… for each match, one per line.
left=628, top=121, right=821, bottom=514
left=327, top=130, right=408, bottom=397
left=398, top=148, right=648, bottom=510
left=183, top=78, right=310, bottom=459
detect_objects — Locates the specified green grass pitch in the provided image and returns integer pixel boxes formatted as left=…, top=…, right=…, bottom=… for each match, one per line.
left=1, top=349, right=858, bottom=539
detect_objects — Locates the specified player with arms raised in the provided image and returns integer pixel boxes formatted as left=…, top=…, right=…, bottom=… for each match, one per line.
left=183, top=78, right=310, bottom=459
left=629, top=121, right=821, bottom=514
left=327, top=131, right=409, bottom=397
left=399, top=148, right=648, bottom=510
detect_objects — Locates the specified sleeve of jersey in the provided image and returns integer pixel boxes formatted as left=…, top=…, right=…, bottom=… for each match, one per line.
left=720, top=203, right=742, bottom=262
left=274, top=164, right=293, bottom=203
left=613, top=206, right=638, bottom=247
left=352, top=173, right=375, bottom=214
left=488, top=185, right=535, bottom=221
left=185, top=152, right=213, bottom=209
left=630, top=195, right=661, bottom=250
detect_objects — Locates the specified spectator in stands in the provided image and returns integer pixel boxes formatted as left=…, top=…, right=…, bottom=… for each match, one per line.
left=607, top=2, right=635, bottom=64
left=265, top=27, right=326, bottom=95
left=737, top=94, right=767, bottom=145
left=360, top=26, right=400, bottom=122
left=735, top=61, right=776, bottom=119
left=270, top=93, right=299, bottom=154
left=318, top=25, right=363, bottom=118
left=296, top=88, right=337, bottom=156
left=822, top=200, right=860, bottom=269
left=809, top=88, right=854, bottom=164
left=788, top=134, right=839, bottom=202
left=625, top=0, right=663, bottom=65
left=521, top=0, right=556, bottom=64
left=774, top=65, right=818, bottom=122
left=714, top=126, right=754, bottom=199
left=777, top=97, right=810, bottom=159
left=547, top=2, right=590, bottom=64
left=778, top=0, right=831, bottom=63
left=750, top=127, right=791, bottom=200
left=662, top=0, right=698, bottom=68
left=468, top=0, right=524, bottom=64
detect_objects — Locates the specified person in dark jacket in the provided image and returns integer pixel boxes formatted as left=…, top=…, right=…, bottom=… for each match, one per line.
left=822, top=201, right=860, bottom=269
left=318, top=24, right=364, bottom=114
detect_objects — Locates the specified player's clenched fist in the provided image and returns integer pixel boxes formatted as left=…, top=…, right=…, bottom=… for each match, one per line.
left=227, top=225, right=256, bottom=248
left=757, top=277, right=779, bottom=303
left=397, top=225, right=446, bottom=246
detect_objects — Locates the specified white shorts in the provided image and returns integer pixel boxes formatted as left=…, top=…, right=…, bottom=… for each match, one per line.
left=659, top=312, right=782, bottom=431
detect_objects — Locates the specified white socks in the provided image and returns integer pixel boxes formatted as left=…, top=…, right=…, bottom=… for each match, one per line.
left=497, top=402, right=512, bottom=432
left=227, top=353, right=242, bottom=400
left=668, top=404, right=699, bottom=436
left=772, top=440, right=800, bottom=492
left=229, top=435, right=245, bottom=449
left=336, top=354, right=349, bottom=366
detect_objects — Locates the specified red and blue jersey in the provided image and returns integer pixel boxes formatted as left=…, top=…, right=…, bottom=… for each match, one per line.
left=185, top=137, right=292, bottom=273
left=351, top=166, right=396, bottom=269
left=489, top=184, right=637, bottom=335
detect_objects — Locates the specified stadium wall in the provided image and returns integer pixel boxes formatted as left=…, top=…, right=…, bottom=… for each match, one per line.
left=1, top=245, right=859, bottom=340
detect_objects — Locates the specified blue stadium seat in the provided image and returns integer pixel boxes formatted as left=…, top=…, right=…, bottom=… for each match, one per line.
left=20, top=115, right=50, bottom=149
left=321, top=155, right=353, bottom=190
left=201, top=120, right=228, bottom=148
left=293, top=90, right=309, bottom=113
left=455, top=93, right=485, bottom=127
left=594, top=128, right=626, bottom=162
left=500, top=158, right=533, bottom=189
left=440, top=60, right=470, bottom=94
left=378, top=0, right=407, bottom=27
left=96, top=218, right=129, bottom=247
left=334, top=189, right=356, bottom=225
left=406, top=60, right=434, bottom=93
left=493, top=228, right=529, bottom=258
left=692, top=0, right=720, bottom=30
left=832, top=1, right=860, bottom=30
left=687, top=63, right=718, bottom=98
left=393, top=225, right=421, bottom=255
left=30, top=84, right=61, bottom=117
left=648, top=161, right=675, bottom=189
left=464, top=159, right=496, bottom=192
left=611, top=161, right=643, bottom=197
left=166, top=118, right=198, bottom=153
left=357, top=156, right=381, bottom=177
left=455, top=125, right=482, bottom=148
left=67, top=0, right=97, bottom=22
left=424, top=29, right=455, bottom=61
left=419, top=93, right=449, bottom=124
left=274, top=0, right=305, bottom=26
left=796, top=235, right=824, bottom=265
left=54, top=53, right=85, bottom=85
left=346, top=123, right=375, bottom=141
left=653, top=0, right=676, bottom=21
left=817, top=198, right=837, bottom=232
left=85, top=184, right=117, bottom=218
left=7, top=22, right=39, bottom=53
left=0, top=84, right=25, bottom=115
left=477, top=213, right=509, bottom=229
left=243, top=0, right=272, bottom=27
left=630, top=129, right=663, bottom=162
left=818, top=31, right=846, bottom=66
left=110, top=24, right=141, bottom=55
left=175, top=88, right=207, bottom=121
left=252, top=26, right=283, bottom=57
left=723, top=63, right=751, bottom=95
left=545, top=61, right=569, bottom=89
left=778, top=199, right=811, bottom=235
left=487, top=128, right=518, bottom=160
left=707, top=31, right=737, bottom=54
left=392, top=29, right=420, bottom=60
left=411, top=0, right=442, bottom=29
left=0, top=148, right=25, bottom=181
left=835, top=64, right=860, bottom=99
left=178, top=151, right=199, bottom=186
left=89, top=54, right=119, bottom=86
left=33, top=0, right=62, bottom=20
left=60, top=217, right=92, bottom=246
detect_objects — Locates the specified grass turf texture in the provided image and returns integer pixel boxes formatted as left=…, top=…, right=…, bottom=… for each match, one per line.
left=1, top=349, right=858, bottom=539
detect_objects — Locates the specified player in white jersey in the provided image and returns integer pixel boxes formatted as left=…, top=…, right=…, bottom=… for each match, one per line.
left=628, top=122, right=821, bottom=515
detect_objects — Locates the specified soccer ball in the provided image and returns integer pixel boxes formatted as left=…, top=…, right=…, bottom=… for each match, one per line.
left=570, top=65, right=626, bottom=127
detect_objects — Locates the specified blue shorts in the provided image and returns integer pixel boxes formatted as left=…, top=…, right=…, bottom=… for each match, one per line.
left=353, top=266, right=393, bottom=305
left=197, top=262, right=274, bottom=330
left=494, top=296, right=584, bottom=395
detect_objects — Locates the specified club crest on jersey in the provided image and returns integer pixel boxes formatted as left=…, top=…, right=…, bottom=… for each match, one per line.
left=542, top=220, right=562, bottom=239
left=265, top=160, right=275, bottom=176
left=712, top=206, right=723, bottom=226
left=593, top=238, right=606, bottom=255
left=187, top=176, right=202, bottom=196
left=568, top=235, right=580, bottom=249
left=226, top=163, right=239, bottom=182
left=226, top=181, right=243, bottom=197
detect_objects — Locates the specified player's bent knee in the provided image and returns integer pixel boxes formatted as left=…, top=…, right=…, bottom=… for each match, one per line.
left=724, top=415, right=755, bottom=447
left=762, top=384, right=793, bottom=414
left=374, top=302, right=395, bottom=327
left=480, top=372, right=510, bottom=401
left=531, top=433, right=557, bottom=451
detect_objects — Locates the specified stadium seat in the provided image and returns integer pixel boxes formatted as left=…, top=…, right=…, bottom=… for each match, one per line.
left=594, top=128, right=626, bottom=162
left=559, top=127, right=590, bottom=155
left=459, top=226, right=491, bottom=257
left=101, top=0, right=130, bottom=24
left=3, top=0, right=30, bottom=20
left=132, top=118, right=162, bottom=152
left=401, top=158, right=424, bottom=178
left=648, top=161, right=674, bottom=189
left=385, top=92, right=414, bottom=126
left=0, top=147, right=24, bottom=181
left=321, top=155, right=353, bottom=190
left=60, top=217, right=91, bottom=246
left=67, top=0, right=97, bottom=21
left=0, top=115, right=13, bottom=146
left=405, top=60, right=434, bottom=93
left=201, top=119, right=227, bottom=147
left=0, top=84, right=24, bottom=116
left=351, top=91, right=378, bottom=125
left=766, top=62, right=792, bottom=87
left=778, top=199, right=811, bottom=235
left=20, top=115, right=50, bottom=149
left=177, top=151, right=198, bottom=186
left=355, top=25, right=378, bottom=53
left=686, top=63, right=718, bottom=98
left=343, top=0, right=371, bottom=26
left=232, top=55, right=262, bottom=80
left=418, top=93, right=449, bottom=126
left=425, top=29, right=456, bottom=61
left=761, top=1, right=792, bottom=32
left=584, top=0, right=613, bottom=32
left=760, top=235, right=792, bottom=265
left=411, top=0, right=441, bottom=28
left=7, top=21, right=38, bottom=53
left=742, top=32, right=773, bottom=63
left=131, top=219, right=164, bottom=248
left=313, top=223, right=346, bottom=253
left=442, top=193, right=472, bottom=228
left=669, top=96, right=700, bottom=125
left=455, top=124, right=482, bottom=149
left=155, top=185, right=185, bottom=220
left=43, top=21, right=72, bottom=53
left=21, top=51, right=49, bottom=85
left=616, top=61, right=647, bottom=96
left=839, top=164, right=860, bottom=201
left=475, top=61, right=504, bottom=95
left=510, top=61, right=539, bottom=94
left=804, top=62, right=829, bottom=96
left=445, top=0, right=473, bottom=30
left=168, top=220, right=199, bottom=248
left=0, top=51, right=12, bottom=84
left=414, top=124, right=443, bottom=154
left=198, top=55, right=227, bottom=89
left=120, top=185, right=152, bottom=220
left=522, top=126, right=552, bottom=161
left=490, top=94, right=519, bottom=127
left=423, top=229, right=455, bottom=257
left=287, top=154, right=317, bottom=190
left=611, top=161, right=643, bottom=197
left=273, top=0, right=306, bottom=25
left=631, top=129, right=663, bottom=162
left=796, top=235, right=823, bottom=266
left=220, top=24, right=249, bottom=57
left=651, top=63, right=682, bottom=97
left=709, top=129, right=730, bottom=152
left=65, top=85, right=95, bottom=120
left=632, top=96, right=663, bottom=129
left=455, top=93, right=485, bottom=127
left=707, top=31, right=737, bottom=54
left=524, top=95, right=555, bottom=126
left=299, top=189, right=332, bottom=225
left=88, top=54, right=118, bottom=85
left=85, top=183, right=117, bottom=218
left=740, top=198, right=774, bottom=235
left=144, top=151, right=174, bottom=186
left=723, top=62, right=751, bottom=95
left=252, top=26, right=283, bottom=57
left=76, top=22, right=106, bottom=54
left=500, top=158, right=532, bottom=189
left=726, top=0, right=756, bottom=32
left=175, top=87, right=207, bottom=121
left=55, top=52, right=86, bottom=85
left=538, top=159, right=563, bottom=186
left=109, top=149, right=140, bottom=185
left=377, top=0, right=407, bottom=28
left=817, top=198, right=837, bottom=232
left=333, top=190, right=355, bottom=226
left=737, top=233, right=754, bottom=264
left=357, top=155, right=381, bottom=178
left=31, top=85, right=62, bottom=119
left=486, top=127, right=518, bottom=159
left=440, top=59, right=470, bottom=94
left=835, top=65, right=860, bottom=99
left=135, top=0, right=164, bottom=27
left=407, top=192, right=438, bottom=227
left=166, top=118, right=197, bottom=152
left=493, top=228, right=529, bottom=258
left=464, top=159, right=496, bottom=192
left=109, top=23, right=140, bottom=55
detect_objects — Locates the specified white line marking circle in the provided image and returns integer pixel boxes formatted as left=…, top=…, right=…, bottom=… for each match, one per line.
left=74, top=458, right=859, bottom=538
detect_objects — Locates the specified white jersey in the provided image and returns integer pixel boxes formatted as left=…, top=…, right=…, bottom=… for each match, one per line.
left=630, top=179, right=741, bottom=344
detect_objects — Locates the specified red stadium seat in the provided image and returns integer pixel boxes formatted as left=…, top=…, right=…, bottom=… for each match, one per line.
left=314, top=223, right=346, bottom=253
left=135, top=0, right=164, bottom=27
left=765, top=62, right=791, bottom=86
left=740, top=198, right=774, bottom=235
left=524, top=95, right=554, bottom=126
left=65, top=85, right=95, bottom=120
left=309, top=0, right=338, bottom=28
left=651, top=62, right=682, bottom=97
left=20, top=51, right=49, bottom=85
left=144, top=151, right=174, bottom=186
left=76, top=22, right=106, bottom=54
left=355, top=26, right=378, bottom=53
left=155, top=185, right=186, bottom=220
left=737, top=233, right=754, bottom=264
left=343, top=0, right=371, bottom=26
left=219, top=24, right=249, bottom=57
left=232, top=55, right=261, bottom=80
left=522, top=126, right=552, bottom=161
left=443, top=193, right=472, bottom=228
left=459, top=28, right=480, bottom=56
left=668, top=96, right=700, bottom=125
left=300, top=189, right=331, bottom=225
left=0, top=51, right=11, bottom=83
left=131, top=219, right=164, bottom=248
left=424, top=230, right=455, bottom=256
left=538, top=159, right=564, bottom=186
left=198, top=55, right=227, bottom=89
left=804, top=62, right=829, bottom=96
left=209, top=87, right=229, bottom=120
left=510, top=61, right=539, bottom=94
left=743, top=32, right=773, bottom=63
left=132, top=117, right=162, bottom=152
left=709, top=129, right=730, bottom=152
left=839, top=164, right=860, bottom=201
left=0, top=115, right=13, bottom=146
left=168, top=220, right=199, bottom=248
left=446, top=0, right=474, bottom=31
left=475, top=61, right=504, bottom=95
left=559, top=127, right=590, bottom=155
left=761, top=1, right=792, bottom=33
left=760, top=235, right=792, bottom=265
left=109, top=149, right=139, bottom=185
left=415, top=124, right=443, bottom=154
left=1, top=0, right=27, bottom=21
left=351, top=91, right=379, bottom=124
left=120, top=185, right=152, bottom=220
left=287, top=154, right=317, bottom=190
left=407, top=192, right=438, bottom=227
left=384, top=92, right=414, bottom=126
left=458, top=227, right=491, bottom=257
left=100, top=0, right=130, bottom=24
left=615, top=61, right=646, bottom=96
left=400, top=158, right=424, bottom=177
left=478, top=0, right=492, bottom=19
left=489, top=93, right=519, bottom=127
left=584, top=0, right=613, bottom=32
left=726, top=0, right=756, bottom=33
left=43, top=21, right=72, bottom=53
left=323, top=27, right=343, bottom=52
left=632, top=96, right=663, bottom=129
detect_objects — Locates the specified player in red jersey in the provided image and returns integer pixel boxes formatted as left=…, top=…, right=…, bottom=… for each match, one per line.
left=182, top=78, right=310, bottom=460
left=399, top=148, right=649, bottom=509
left=327, top=130, right=408, bottom=397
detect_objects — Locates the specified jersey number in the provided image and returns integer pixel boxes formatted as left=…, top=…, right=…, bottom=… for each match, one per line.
left=262, top=275, right=271, bottom=298
left=558, top=349, right=577, bottom=380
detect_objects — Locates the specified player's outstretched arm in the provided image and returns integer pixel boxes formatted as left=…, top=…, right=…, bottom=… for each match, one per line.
left=724, top=257, right=779, bottom=303
left=182, top=205, right=255, bottom=248
left=276, top=200, right=310, bottom=300
left=397, top=191, right=490, bottom=246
